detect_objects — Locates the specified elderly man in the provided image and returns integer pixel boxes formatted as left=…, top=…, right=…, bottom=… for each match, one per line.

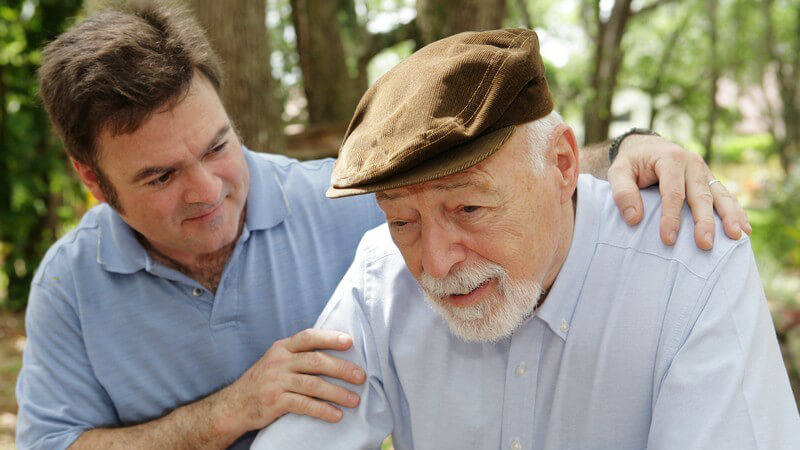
left=254, top=29, right=800, bottom=449
left=17, top=2, right=752, bottom=449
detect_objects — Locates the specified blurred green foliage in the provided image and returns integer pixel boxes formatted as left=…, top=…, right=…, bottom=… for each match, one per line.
left=751, top=177, right=800, bottom=272
left=0, top=0, right=85, bottom=310
left=0, top=1, right=798, bottom=322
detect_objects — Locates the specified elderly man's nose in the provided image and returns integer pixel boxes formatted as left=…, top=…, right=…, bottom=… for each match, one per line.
left=420, top=224, right=466, bottom=279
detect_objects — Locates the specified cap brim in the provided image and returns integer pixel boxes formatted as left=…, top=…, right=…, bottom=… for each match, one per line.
left=326, top=125, right=515, bottom=198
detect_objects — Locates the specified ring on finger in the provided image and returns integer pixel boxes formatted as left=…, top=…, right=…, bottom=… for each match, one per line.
left=708, top=179, right=722, bottom=187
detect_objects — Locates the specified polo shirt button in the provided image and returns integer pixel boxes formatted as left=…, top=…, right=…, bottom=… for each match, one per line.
left=511, top=437, right=522, bottom=450
left=192, top=287, right=204, bottom=297
left=560, top=319, right=570, bottom=332
left=516, top=361, right=527, bottom=377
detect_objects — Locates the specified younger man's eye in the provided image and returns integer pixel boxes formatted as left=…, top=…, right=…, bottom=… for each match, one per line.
left=149, top=172, right=172, bottom=186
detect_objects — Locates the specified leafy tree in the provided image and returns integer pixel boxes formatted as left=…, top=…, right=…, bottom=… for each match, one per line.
left=0, top=0, right=85, bottom=310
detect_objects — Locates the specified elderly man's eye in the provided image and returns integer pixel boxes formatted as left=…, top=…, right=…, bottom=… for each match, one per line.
left=461, top=205, right=481, bottom=213
left=391, top=220, right=409, bottom=228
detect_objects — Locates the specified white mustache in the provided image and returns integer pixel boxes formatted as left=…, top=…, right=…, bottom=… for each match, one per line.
left=419, top=260, right=506, bottom=299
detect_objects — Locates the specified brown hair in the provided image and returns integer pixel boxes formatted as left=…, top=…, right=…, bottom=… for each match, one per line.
left=38, top=0, right=222, bottom=208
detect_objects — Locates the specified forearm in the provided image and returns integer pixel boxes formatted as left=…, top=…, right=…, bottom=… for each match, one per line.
left=578, top=140, right=612, bottom=180
left=70, top=388, right=242, bottom=450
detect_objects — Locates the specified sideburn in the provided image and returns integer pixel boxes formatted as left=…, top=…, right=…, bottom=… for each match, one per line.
left=94, top=167, right=124, bottom=214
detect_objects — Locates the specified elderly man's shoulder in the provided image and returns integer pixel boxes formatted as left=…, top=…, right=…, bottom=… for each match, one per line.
left=583, top=175, right=748, bottom=279
left=246, top=149, right=335, bottom=190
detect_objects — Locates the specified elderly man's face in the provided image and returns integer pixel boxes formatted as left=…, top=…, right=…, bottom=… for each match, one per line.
left=377, top=124, right=578, bottom=341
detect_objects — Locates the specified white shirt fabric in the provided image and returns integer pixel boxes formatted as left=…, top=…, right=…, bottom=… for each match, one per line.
left=254, top=175, right=800, bottom=450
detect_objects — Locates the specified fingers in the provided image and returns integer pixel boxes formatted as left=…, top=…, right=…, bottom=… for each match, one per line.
left=284, top=328, right=353, bottom=353
left=610, top=132, right=752, bottom=249
left=652, top=157, right=688, bottom=245
left=289, top=373, right=360, bottom=408
left=608, top=158, right=645, bottom=225
left=685, top=160, right=716, bottom=250
left=709, top=180, right=750, bottom=239
left=293, top=351, right=366, bottom=385
left=279, top=392, right=345, bottom=423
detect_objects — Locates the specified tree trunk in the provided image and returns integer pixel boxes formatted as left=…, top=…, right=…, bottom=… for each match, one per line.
left=290, top=0, right=361, bottom=125
left=190, top=0, right=284, bottom=152
left=416, top=0, right=506, bottom=45
left=703, top=0, right=720, bottom=163
left=762, top=0, right=800, bottom=174
left=646, top=12, right=690, bottom=129
left=583, top=0, right=633, bottom=144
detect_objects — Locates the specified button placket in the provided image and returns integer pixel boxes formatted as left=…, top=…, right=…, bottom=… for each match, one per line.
left=516, top=361, right=527, bottom=377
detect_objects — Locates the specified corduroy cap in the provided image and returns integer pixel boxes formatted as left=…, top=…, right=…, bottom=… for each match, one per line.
left=327, top=28, right=553, bottom=198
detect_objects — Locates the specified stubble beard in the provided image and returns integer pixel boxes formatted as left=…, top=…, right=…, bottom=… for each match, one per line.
left=418, top=260, right=543, bottom=343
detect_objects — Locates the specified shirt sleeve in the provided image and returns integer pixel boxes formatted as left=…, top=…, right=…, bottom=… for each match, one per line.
left=250, top=249, right=394, bottom=450
left=15, top=281, right=119, bottom=450
left=647, top=241, right=800, bottom=450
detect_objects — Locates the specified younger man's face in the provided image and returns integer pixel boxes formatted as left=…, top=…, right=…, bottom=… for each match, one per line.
left=85, top=73, right=250, bottom=261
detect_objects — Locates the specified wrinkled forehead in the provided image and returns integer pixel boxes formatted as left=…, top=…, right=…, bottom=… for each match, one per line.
left=375, top=168, right=500, bottom=204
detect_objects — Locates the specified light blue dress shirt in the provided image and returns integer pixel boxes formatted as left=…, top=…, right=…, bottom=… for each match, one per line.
left=255, top=175, right=800, bottom=450
left=15, top=149, right=384, bottom=450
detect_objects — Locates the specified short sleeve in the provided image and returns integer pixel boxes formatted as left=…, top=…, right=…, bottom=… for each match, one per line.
left=16, top=281, right=118, bottom=450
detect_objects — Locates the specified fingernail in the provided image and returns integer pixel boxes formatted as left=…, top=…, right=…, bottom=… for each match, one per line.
left=668, top=230, right=676, bottom=244
left=623, top=207, right=637, bottom=223
left=349, top=393, right=360, bottom=405
left=704, top=232, right=713, bottom=246
left=352, top=368, right=365, bottom=381
left=744, top=222, right=752, bottom=234
left=338, top=335, right=350, bottom=345
left=333, top=409, right=343, bottom=419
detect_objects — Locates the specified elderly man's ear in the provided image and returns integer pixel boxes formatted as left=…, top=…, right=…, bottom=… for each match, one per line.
left=549, top=124, right=580, bottom=204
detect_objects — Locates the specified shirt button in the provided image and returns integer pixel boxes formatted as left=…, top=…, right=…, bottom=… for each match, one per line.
left=511, top=437, right=522, bottom=450
left=192, top=287, right=204, bottom=297
left=515, top=361, right=527, bottom=377
left=560, top=319, right=570, bottom=332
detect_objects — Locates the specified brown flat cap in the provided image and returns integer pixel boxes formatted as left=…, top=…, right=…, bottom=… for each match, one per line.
left=327, top=28, right=553, bottom=198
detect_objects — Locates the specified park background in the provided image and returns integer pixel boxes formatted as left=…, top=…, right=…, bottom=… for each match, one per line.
left=0, top=0, right=798, bottom=447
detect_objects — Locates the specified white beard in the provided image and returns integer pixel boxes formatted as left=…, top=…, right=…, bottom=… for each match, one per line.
left=418, top=260, right=543, bottom=342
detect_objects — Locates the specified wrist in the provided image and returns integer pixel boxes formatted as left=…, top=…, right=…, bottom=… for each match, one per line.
left=207, top=385, right=249, bottom=441
left=609, top=128, right=659, bottom=163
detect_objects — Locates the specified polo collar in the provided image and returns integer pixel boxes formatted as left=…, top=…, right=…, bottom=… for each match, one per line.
left=96, top=146, right=289, bottom=274
left=242, top=148, right=290, bottom=232
left=535, top=175, right=600, bottom=341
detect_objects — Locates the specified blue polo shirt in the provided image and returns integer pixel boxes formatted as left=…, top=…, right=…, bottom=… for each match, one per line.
left=15, top=149, right=385, bottom=449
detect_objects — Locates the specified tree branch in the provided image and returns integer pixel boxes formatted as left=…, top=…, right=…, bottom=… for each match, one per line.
left=358, top=18, right=419, bottom=65
left=632, top=0, right=676, bottom=18
left=515, top=0, right=533, bottom=29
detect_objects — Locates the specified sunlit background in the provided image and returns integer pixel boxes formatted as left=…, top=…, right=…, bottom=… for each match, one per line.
left=1, top=0, right=798, bottom=447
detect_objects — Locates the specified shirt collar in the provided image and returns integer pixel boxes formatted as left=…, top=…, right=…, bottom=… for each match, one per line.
left=97, top=146, right=289, bottom=274
left=241, top=147, right=290, bottom=232
left=535, top=175, right=599, bottom=341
